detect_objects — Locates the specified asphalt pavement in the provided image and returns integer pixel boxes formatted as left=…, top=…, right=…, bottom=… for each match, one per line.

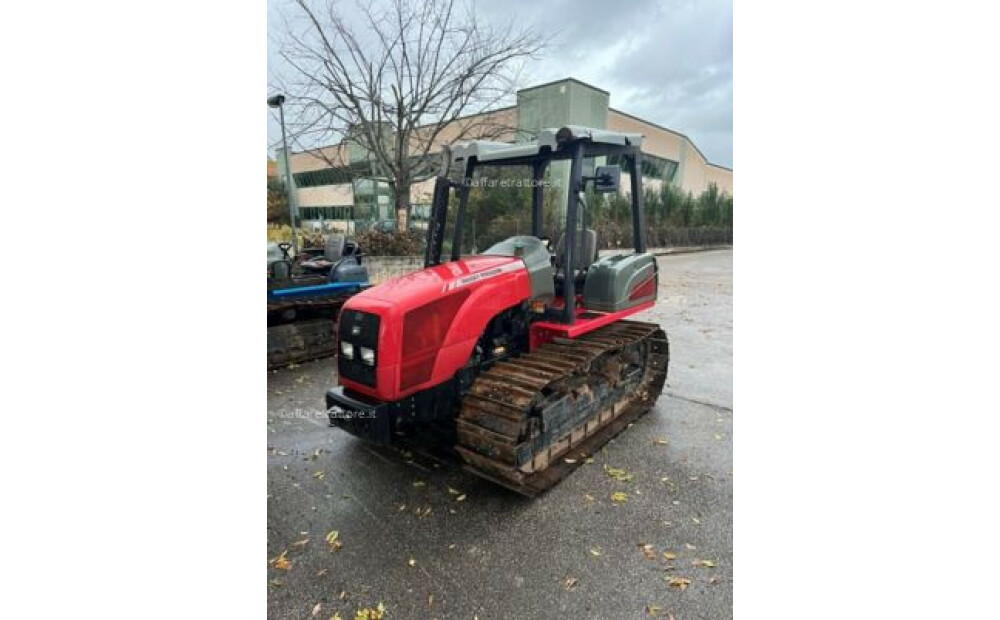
left=267, top=248, right=733, bottom=619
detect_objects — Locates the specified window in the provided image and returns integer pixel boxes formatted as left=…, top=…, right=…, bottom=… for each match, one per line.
left=606, top=152, right=678, bottom=182
left=299, top=206, right=354, bottom=221
left=293, top=162, right=372, bottom=188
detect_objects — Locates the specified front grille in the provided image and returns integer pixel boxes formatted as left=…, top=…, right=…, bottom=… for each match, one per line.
left=338, top=309, right=380, bottom=387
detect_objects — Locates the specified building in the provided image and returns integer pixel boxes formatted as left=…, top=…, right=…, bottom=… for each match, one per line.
left=279, top=78, right=732, bottom=231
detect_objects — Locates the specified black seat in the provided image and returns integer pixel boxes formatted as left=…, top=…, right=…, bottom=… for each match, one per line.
left=553, top=229, right=599, bottom=296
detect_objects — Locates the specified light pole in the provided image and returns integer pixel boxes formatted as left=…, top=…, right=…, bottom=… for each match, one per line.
left=268, top=94, right=299, bottom=258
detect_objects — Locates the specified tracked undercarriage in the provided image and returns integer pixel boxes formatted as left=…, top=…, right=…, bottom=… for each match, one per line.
left=267, top=294, right=352, bottom=369
left=455, top=320, right=669, bottom=496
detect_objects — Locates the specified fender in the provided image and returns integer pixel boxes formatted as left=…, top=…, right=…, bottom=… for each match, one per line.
left=339, top=255, right=531, bottom=401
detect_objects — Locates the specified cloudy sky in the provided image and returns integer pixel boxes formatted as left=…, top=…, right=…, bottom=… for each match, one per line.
left=267, top=0, right=732, bottom=168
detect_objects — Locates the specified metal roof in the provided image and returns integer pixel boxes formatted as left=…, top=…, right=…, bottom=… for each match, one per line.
left=449, top=125, right=644, bottom=166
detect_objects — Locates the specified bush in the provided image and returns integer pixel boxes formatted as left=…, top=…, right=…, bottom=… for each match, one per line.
left=354, top=229, right=425, bottom=256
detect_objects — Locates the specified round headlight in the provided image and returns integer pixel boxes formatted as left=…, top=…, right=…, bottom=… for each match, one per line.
left=340, top=341, right=354, bottom=359
left=359, top=347, right=375, bottom=365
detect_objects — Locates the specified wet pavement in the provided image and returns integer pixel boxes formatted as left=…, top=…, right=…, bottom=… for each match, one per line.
left=267, top=249, right=733, bottom=619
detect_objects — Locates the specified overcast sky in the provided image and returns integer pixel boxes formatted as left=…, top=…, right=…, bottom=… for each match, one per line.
left=267, top=0, right=732, bottom=168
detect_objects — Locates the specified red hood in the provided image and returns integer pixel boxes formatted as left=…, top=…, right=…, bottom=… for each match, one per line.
left=339, top=254, right=532, bottom=401
left=351, top=255, right=524, bottom=312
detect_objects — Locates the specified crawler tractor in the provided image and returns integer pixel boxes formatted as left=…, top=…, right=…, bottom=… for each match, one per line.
left=325, top=126, right=669, bottom=495
left=268, top=235, right=369, bottom=369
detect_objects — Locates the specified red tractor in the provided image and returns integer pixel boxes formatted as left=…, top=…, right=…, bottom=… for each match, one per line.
left=325, top=126, right=669, bottom=495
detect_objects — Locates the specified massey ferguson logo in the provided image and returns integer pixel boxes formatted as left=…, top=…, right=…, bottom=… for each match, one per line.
left=442, top=261, right=521, bottom=292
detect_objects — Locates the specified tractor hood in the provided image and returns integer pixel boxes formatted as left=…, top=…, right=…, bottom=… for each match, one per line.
left=353, top=255, right=526, bottom=312
left=338, top=255, right=532, bottom=401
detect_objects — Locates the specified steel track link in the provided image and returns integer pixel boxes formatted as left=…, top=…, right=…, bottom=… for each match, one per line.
left=455, top=319, right=669, bottom=496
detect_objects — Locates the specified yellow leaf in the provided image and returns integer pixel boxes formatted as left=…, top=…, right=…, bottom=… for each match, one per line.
left=662, top=551, right=677, bottom=560
left=455, top=494, right=466, bottom=501
left=329, top=614, right=342, bottom=620
left=612, top=491, right=628, bottom=504
left=291, top=538, right=310, bottom=547
left=408, top=558, right=416, bottom=567
left=271, top=551, right=291, bottom=571
left=646, top=604, right=662, bottom=617
left=590, top=547, right=603, bottom=557
left=667, top=576, right=691, bottom=590
left=585, top=457, right=594, bottom=464
left=313, top=471, right=325, bottom=479
left=564, top=576, right=579, bottom=590
left=639, top=544, right=656, bottom=560
left=694, top=559, right=716, bottom=568
left=653, top=438, right=668, bottom=445
left=604, top=465, right=634, bottom=482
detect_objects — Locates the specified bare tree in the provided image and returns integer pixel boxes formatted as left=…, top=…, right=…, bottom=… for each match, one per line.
left=273, top=0, right=544, bottom=230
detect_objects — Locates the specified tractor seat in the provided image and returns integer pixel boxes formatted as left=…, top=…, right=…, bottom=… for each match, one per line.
left=553, top=229, right=598, bottom=295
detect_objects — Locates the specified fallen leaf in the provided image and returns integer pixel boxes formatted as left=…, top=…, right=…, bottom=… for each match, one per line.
left=412, top=481, right=426, bottom=488
left=639, top=544, right=656, bottom=560
left=585, top=457, right=594, bottom=464
left=268, top=579, right=283, bottom=587
left=270, top=550, right=291, bottom=571
left=408, top=558, right=416, bottom=567
left=590, top=547, right=603, bottom=557
left=653, top=438, right=668, bottom=445
left=693, top=559, right=716, bottom=568
left=667, top=576, right=691, bottom=590
left=291, top=538, right=310, bottom=547
left=715, top=434, right=723, bottom=440
left=692, top=517, right=701, bottom=525
left=584, top=494, right=595, bottom=502
left=313, top=471, right=325, bottom=480
left=317, top=569, right=328, bottom=577
left=326, top=530, right=342, bottom=551
left=685, top=543, right=697, bottom=550
left=428, top=593, right=434, bottom=607
left=662, top=551, right=677, bottom=560
left=455, top=494, right=466, bottom=502
left=448, top=544, right=456, bottom=549
left=448, top=487, right=462, bottom=495
left=646, top=604, right=662, bottom=617
left=329, top=614, right=342, bottom=620
left=312, top=603, right=322, bottom=617
left=612, top=491, right=628, bottom=504
left=604, top=465, right=634, bottom=482
left=564, top=576, right=579, bottom=590
left=312, top=449, right=321, bottom=459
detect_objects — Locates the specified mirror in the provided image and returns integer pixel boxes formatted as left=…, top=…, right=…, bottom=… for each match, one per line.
left=593, top=165, right=621, bottom=193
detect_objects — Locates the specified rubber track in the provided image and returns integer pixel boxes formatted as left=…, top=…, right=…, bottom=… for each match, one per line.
left=455, top=319, right=669, bottom=496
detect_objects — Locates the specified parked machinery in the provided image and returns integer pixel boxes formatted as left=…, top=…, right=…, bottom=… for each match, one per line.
left=324, top=126, right=669, bottom=495
left=267, top=235, right=369, bottom=369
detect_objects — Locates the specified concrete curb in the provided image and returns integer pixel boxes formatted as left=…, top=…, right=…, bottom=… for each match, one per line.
left=599, top=244, right=732, bottom=258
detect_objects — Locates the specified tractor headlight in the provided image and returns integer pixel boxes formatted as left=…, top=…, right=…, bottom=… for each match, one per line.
left=340, top=341, right=354, bottom=359
left=359, top=347, right=375, bottom=365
